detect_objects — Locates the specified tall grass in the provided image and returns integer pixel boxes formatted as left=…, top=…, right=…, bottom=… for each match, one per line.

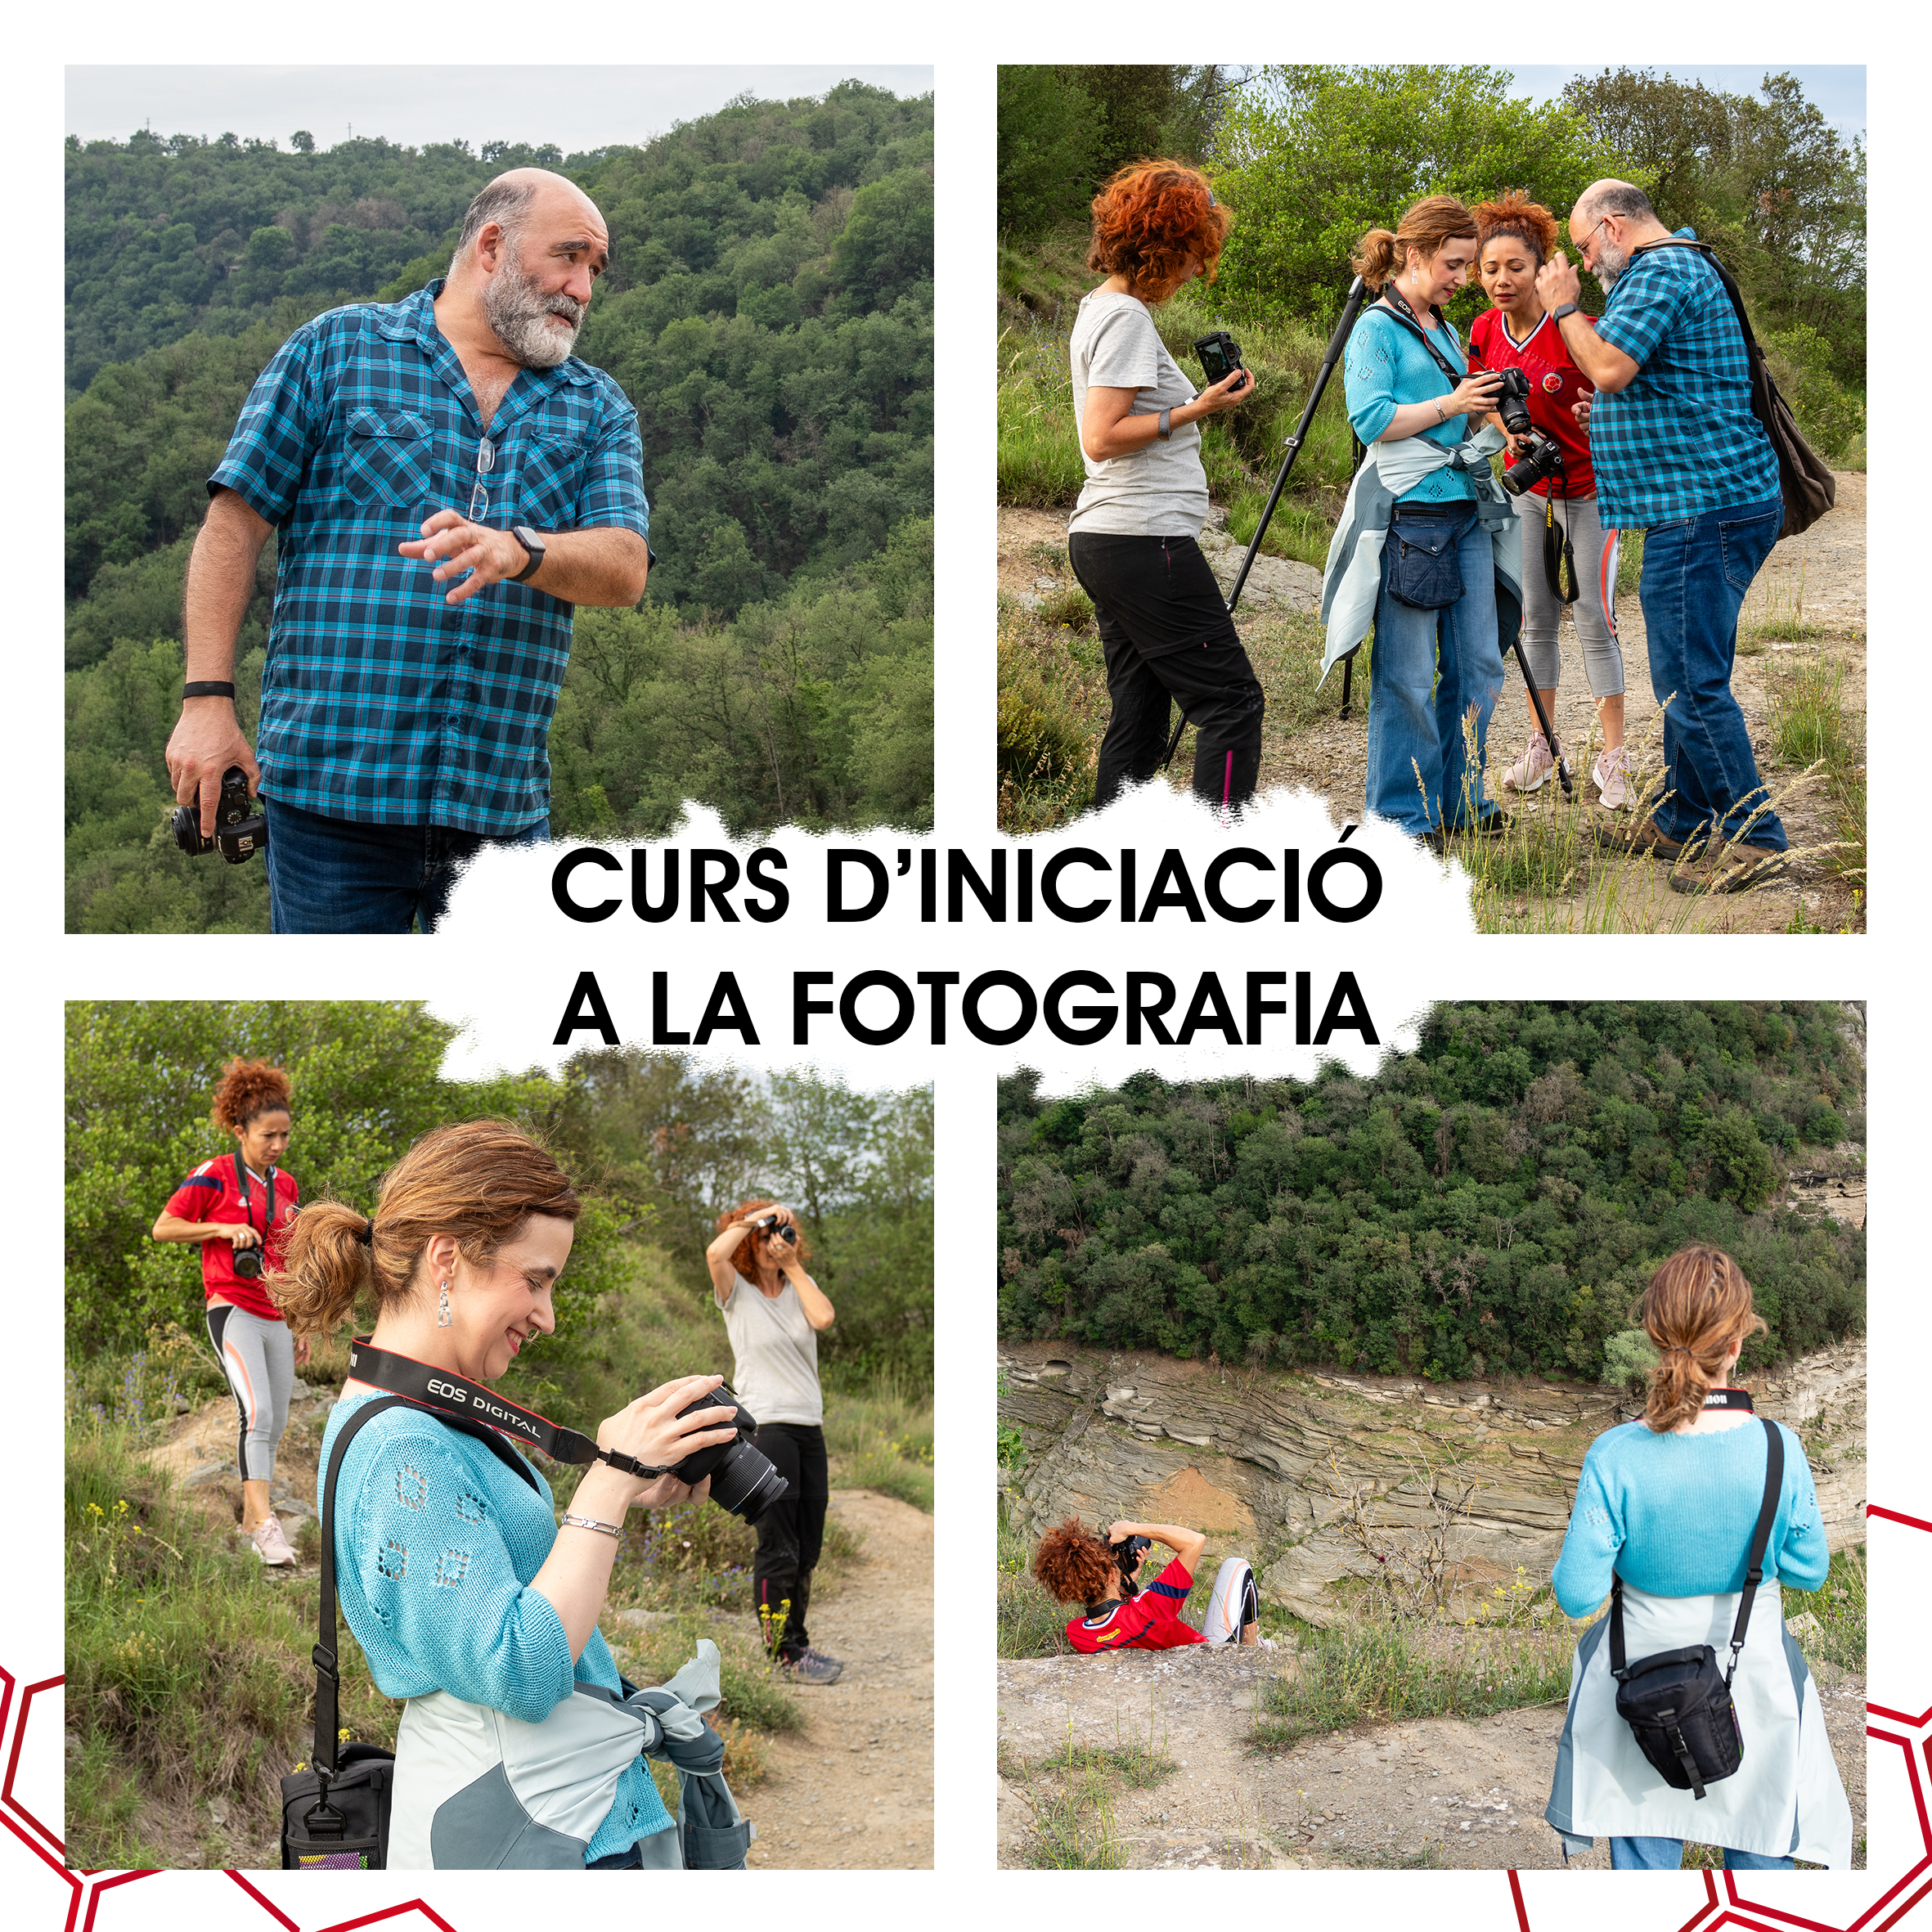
left=997, top=1507, right=1074, bottom=1658
left=1781, top=1542, right=1866, bottom=1673
left=1765, top=643, right=1866, bottom=896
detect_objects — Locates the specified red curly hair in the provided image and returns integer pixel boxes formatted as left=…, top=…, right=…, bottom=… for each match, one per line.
left=210, top=1058, right=292, bottom=1131
left=1033, top=1517, right=1119, bottom=1606
left=716, top=1199, right=812, bottom=1282
left=1473, top=191, right=1561, bottom=269
left=1087, top=160, right=1231, bottom=302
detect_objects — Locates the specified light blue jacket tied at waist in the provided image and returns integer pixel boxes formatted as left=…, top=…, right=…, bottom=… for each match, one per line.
left=1316, top=422, right=1524, bottom=687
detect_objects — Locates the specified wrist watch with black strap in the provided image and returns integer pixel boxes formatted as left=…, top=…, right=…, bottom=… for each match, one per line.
left=1548, top=302, right=1581, bottom=324
left=510, top=525, right=547, bottom=583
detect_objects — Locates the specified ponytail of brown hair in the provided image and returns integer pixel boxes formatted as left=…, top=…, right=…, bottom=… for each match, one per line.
left=271, top=1119, right=582, bottom=1338
left=1351, top=193, right=1478, bottom=290
left=1639, top=1245, right=1769, bottom=1433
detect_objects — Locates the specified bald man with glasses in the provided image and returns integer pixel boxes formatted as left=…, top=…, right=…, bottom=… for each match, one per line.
left=1532, top=179, right=1788, bottom=896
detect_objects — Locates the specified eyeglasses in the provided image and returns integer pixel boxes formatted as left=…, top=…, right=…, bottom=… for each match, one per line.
left=470, top=437, right=494, bottom=522
left=1576, top=215, right=1613, bottom=263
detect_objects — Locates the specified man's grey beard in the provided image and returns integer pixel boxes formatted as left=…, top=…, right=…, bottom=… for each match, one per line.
left=1592, top=238, right=1629, bottom=292
left=483, top=245, right=585, bottom=367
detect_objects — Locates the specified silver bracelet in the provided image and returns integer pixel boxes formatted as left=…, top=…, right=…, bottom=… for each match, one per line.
left=560, top=1513, right=623, bottom=1539
left=1434, top=398, right=1448, bottom=423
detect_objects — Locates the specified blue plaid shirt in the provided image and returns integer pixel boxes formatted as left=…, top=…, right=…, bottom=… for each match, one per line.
left=1588, top=229, right=1779, bottom=528
left=210, top=281, right=649, bottom=833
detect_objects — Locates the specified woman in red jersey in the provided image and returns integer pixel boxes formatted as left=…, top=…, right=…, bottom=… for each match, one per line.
left=1033, top=1516, right=1261, bottom=1651
left=1471, top=192, right=1630, bottom=810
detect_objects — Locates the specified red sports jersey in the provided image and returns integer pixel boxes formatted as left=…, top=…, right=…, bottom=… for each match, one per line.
left=164, top=1152, right=300, bottom=1322
left=1064, top=1557, right=1205, bottom=1652
left=1469, top=306, right=1597, bottom=499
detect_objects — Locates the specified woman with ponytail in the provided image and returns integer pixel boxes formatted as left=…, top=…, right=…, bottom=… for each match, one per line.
left=1322, top=195, right=1519, bottom=847
left=152, top=1058, right=304, bottom=1566
left=275, top=1120, right=744, bottom=1868
left=1543, top=1245, right=1852, bottom=1869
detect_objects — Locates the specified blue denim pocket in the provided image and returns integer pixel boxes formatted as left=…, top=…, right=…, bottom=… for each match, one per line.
left=1719, top=501, right=1781, bottom=593
left=1384, top=506, right=1472, bottom=610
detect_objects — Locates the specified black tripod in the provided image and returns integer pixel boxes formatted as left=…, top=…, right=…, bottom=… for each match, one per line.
left=1164, top=272, right=1573, bottom=798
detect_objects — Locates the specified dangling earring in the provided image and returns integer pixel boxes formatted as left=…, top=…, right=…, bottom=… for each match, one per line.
left=437, top=1278, right=452, bottom=1328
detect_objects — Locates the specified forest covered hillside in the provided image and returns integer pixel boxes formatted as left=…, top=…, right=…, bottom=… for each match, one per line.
left=996, top=1001, right=1865, bottom=1383
left=65, top=83, right=934, bottom=930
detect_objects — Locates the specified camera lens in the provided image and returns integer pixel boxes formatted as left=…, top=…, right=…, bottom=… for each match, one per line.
left=667, top=1382, right=790, bottom=1525
left=231, top=1247, right=263, bottom=1279
left=171, top=804, right=207, bottom=857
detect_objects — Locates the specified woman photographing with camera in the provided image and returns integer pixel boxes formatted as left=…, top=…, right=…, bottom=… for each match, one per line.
left=1033, top=1517, right=1261, bottom=1650
left=707, top=1202, right=841, bottom=1683
left=1543, top=1245, right=1852, bottom=1868
left=1332, top=195, right=1512, bottom=845
left=274, top=1120, right=744, bottom=1868
left=1063, top=160, right=1265, bottom=815
left=152, top=1058, right=306, bottom=1566
left=1470, top=192, right=1630, bottom=811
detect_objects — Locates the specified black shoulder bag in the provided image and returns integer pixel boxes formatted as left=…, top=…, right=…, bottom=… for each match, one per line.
left=279, top=1390, right=544, bottom=1869
left=1628, top=239, right=1837, bottom=541
left=1611, top=1415, right=1783, bottom=1800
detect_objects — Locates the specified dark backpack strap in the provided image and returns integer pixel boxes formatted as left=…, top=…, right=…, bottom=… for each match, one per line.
left=1609, top=1575, right=1628, bottom=1678
left=1725, top=1418, right=1785, bottom=1680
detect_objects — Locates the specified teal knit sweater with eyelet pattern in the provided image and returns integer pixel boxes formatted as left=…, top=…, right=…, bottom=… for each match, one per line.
left=1550, top=1417, right=1830, bottom=1619
left=318, top=1391, right=672, bottom=1862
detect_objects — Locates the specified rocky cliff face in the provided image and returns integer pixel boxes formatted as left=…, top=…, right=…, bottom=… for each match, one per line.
left=999, top=1342, right=1865, bottom=1625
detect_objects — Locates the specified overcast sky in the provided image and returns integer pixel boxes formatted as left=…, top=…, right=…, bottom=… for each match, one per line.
left=1510, top=65, right=1866, bottom=146
left=65, top=67, right=934, bottom=154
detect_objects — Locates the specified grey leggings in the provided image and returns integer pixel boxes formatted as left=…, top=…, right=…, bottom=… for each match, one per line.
left=1510, top=491, right=1624, bottom=699
left=206, top=1302, right=294, bottom=1484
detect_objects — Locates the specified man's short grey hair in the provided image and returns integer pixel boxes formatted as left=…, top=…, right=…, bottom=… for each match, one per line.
left=456, top=179, right=538, bottom=258
left=1579, top=182, right=1656, bottom=227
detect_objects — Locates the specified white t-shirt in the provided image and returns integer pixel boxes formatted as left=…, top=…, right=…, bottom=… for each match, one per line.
left=717, top=1269, right=822, bottom=1427
left=1067, top=290, right=1209, bottom=538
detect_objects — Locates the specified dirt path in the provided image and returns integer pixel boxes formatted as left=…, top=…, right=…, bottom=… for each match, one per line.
left=744, top=1489, right=935, bottom=1870
left=137, top=1398, right=933, bottom=1871
left=998, top=473, right=1866, bottom=931
left=996, top=1647, right=1866, bottom=1871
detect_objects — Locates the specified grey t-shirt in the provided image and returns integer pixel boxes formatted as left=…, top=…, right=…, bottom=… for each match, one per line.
left=717, top=1269, right=822, bottom=1427
left=1067, top=290, right=1208, bottom=538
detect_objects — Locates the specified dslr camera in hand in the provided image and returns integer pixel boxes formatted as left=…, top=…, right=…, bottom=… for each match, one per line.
left=750, top=1213, right=798, bottom=1247
left=668, top=1382, right=789, bottom=1524
left=1193, top=330, right=1244, bottom=385
left=1489, top=366, right=1567, bottom=497
left=1112, top=1532, right=1152, bottom=1590
left=172, top=765, right=267, bottom=865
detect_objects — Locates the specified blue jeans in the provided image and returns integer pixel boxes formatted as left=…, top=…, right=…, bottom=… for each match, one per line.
left=1611, top=1835, right=1794, bottom=1871
left=1638, top=497, right=1786, bottom=851
left=1365, top=511, right=1504, bottom=836
left=263, top=797, right=549, bottom=933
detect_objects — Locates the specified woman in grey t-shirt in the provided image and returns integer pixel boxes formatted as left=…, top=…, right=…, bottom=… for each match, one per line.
left=706, top=1201, right=842, bottom=1683
left=1066, top=161, right=1262, bottom=814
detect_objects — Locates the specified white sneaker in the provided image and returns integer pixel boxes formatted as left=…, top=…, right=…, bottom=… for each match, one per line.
left=1593, top=745, right=1633, bottom=811
left=1502, top=733, right=1553, bottom=793
left=250, top=1516, right=298, bottom=1566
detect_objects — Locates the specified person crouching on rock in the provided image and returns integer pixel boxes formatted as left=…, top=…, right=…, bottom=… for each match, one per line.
left=1034, top=1518, right=1262, bottom=1651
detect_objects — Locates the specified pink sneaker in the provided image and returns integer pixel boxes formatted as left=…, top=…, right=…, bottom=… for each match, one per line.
left=250, top=1516, right=298, bottom=1566
left=1593, top=746, right=1633, bottom=811
left=1502, top=733, right=1553, bottom=793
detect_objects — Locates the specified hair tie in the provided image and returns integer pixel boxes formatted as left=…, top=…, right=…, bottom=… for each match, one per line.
left=357, top=1217, right=375, bottom=1247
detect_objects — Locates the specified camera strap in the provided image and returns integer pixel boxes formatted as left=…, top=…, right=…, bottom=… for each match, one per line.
left=1543, top=498, right=1580, bottom=606
left=1376, top=293, right=1466, bottom=386
left=345, top=1337, right=673, bottom=1477
left=233, top=1156, right=276, bottom=1241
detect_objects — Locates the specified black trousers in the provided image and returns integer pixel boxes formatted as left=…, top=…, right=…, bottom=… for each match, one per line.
left=750, top=1422, right=828, bottom=1659
left=1067, top=531, right=1265, bottom=811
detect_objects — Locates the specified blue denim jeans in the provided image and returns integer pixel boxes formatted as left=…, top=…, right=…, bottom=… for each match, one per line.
left=263, top=797, right=549, bottom=933
left=1365, top=510, right=1504, bottom=836
left=1611, top=1835, right=1793, bottom=1871
left=1638, top=497, right=1786, bottom=851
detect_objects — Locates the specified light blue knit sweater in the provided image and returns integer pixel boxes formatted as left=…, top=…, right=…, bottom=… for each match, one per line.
left=319, top=1392, right=672, bottom=1862
left=1551, top=1417, right=1830, bottom=1618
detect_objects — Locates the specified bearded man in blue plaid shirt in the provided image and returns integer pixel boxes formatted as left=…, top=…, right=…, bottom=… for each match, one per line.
left=165, top=169, right=651, bottom=932
left=1534, top=179, right=1788, bottom=896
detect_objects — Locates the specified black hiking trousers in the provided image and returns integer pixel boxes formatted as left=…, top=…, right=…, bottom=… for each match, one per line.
left=1067, top=530, right=1265, bottom=812
left=750, top=1422, right=829, bottom=1661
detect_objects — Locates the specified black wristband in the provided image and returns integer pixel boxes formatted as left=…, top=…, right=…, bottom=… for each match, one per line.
left=182, top=681, right=236, bottom=699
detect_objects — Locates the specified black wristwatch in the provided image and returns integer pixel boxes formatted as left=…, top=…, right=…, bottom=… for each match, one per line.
left=510, top=525, right=547, bottom=583
left=1549, top=302, right=1581, bottom=324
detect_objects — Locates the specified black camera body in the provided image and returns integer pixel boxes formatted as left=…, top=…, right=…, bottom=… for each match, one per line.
left=1193, top=330, right=1244, bottom=385
left=751, top=1213, right=798, bottom=1247
left=669, top=1382, right=789, bottom=1524
left=1486, top=366, right=1566, bottom=498
left=231, top=1243, right=264, bottom=1280
left=172, top=766, right=267, bottom=865
left=1111, top=1532, right=1152, bottom=1593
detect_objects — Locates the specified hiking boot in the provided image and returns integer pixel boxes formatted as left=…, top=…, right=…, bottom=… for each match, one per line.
left=1595, top=815, right=1684, bottom=861
left=1445, top=809, right=1513, bottom=840
left=1501, top=732, right=1554, bottom=793
left=250, top=1516, right=298, bottom=1567
left=779, top=1647, right=843, bottom=1685
left=1593, top=745, right=1633, bottom=811
left=1668, top=842, right=1790, bottom=896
